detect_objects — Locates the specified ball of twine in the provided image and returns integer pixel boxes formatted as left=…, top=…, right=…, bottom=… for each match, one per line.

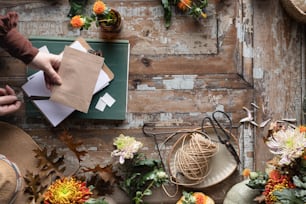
left=174, top=132, right=218, bottom=181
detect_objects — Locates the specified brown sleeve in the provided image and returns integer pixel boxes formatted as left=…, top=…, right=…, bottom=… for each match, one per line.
left=0, top=12, right=38, bottom=64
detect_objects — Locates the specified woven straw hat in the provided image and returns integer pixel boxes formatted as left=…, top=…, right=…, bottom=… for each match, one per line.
left=280, top=0, right=306, bottom=23
left=0, top=121, right=40, bottom=203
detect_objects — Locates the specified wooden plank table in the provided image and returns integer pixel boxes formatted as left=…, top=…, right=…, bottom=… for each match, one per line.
left=0, top=0, right=304, bottom=203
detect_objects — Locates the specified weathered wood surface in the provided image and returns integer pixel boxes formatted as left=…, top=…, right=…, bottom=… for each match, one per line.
left=0, top=0, right=304, bottom=203
left=253, top=0, right=305, bottom=170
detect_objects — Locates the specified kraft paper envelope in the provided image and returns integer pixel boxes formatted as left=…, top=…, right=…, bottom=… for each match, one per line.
left=50, top=46, right=104, bottom=113
left=76, top=37, right=114, bottom=80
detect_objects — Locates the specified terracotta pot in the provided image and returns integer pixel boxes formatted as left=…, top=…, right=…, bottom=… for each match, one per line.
left=99, top=9, right=122, bottom=32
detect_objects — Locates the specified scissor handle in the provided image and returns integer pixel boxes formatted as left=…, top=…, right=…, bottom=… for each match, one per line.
left=211, top=110, right=232, bottom=143
left=201, top=116, right=219, bottom=137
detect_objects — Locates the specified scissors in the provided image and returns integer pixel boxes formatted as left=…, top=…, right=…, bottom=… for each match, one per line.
left=14, top=91, right=50, bottom=102
left=201, top=110, right=240, bottom=164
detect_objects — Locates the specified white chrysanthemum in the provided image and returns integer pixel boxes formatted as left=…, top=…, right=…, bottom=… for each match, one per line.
left=111, top=134, right=143, bottom=164
left=266, top=127, right=306, bottom=166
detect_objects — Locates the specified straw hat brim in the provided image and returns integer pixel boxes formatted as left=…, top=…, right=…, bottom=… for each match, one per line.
left=0, top=121, right=40, bottom=203
left=168, top=127, right=238, bottom=189
left=280, top=0, right=306, bottom=23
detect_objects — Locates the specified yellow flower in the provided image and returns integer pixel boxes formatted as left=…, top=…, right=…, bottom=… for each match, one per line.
left=201, top=12, right=207, bottom=18
left=93, top=0, right=107, bottom=15
left=44, top=177, right=92, bottom=204
left=70, top=15, right=85, bottom=28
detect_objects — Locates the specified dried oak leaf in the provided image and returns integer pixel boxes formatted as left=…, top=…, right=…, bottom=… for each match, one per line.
left=83, top=164, right=116, bottom=185
left=23, top=170, right=47, bottom=203
left=59, top=131, right=87, bottom=162
left=34, top=147, right=65, bottom=177
left=84, top=165, right=116, bottom=196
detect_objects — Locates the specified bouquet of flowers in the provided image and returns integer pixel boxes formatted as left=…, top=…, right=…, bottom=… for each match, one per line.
left=243, top=121, right=306, bottom=204
left=111, top=134, right=168, bottom=204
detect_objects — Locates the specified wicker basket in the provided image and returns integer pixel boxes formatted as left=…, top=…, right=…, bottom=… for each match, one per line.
left=280, top=0, right=306, bottom=23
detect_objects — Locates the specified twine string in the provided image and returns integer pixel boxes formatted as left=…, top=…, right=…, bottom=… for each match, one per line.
left=173, top=132, right=218, bottom=182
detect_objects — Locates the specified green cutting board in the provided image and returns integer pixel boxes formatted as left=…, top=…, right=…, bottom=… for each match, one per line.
left=27, top=37, right=129, bottom=120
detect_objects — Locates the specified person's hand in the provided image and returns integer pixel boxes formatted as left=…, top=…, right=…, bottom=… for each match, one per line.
left=0, top=85, right=22, bottom=116
left=29, top=51, right=62, bottom=89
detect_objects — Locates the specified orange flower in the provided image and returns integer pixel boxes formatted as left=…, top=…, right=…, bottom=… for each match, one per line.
left=177, top=0, right=192, bottom=11
left=193, top=192, right=207, bottom=204
left=70, top=15, right=84, bottom=28
left=93, top=0, right=107, bottom=15
left=263, top=171, right=295, bottom=204
left=300, top=125, right=306, bottom=133
left=242, top=168, right=251, bottom=177
left=44, top=177, right=92, bottom=204
left=269, top=169, right=281, bottom=181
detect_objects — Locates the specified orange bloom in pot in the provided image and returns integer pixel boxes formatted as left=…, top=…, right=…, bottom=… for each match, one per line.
left=93, top=0, right=107, bottom=15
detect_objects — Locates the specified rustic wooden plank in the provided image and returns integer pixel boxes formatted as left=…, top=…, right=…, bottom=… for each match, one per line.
left=253, top=0, right=304, bottom=170
left=129, top=74, right=252, bottom=90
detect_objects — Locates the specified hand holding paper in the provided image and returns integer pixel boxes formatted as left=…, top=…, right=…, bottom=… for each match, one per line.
left=50, top=46, right=104, bottom=113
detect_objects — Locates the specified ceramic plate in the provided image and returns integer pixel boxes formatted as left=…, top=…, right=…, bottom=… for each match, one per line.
left=168, top=128, right=238, bottom=188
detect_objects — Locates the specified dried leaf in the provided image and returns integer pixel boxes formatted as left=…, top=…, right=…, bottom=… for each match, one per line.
left=86, top=169, right=116, bottom=196
left=83, top=164, right=116, bottom=184
left=34, top=147, right=65, bottom=177
left=59, top=131, right=88, bottom=162
left=23, top=171, right=47, bottom=203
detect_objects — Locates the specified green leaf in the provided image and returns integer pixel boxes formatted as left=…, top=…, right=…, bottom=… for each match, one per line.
left=138, top=171, right=156, bottom=186
left=68, top=0, right=88, bottom=18
left=181, top=191, right=196, bottom=204
left=143, top=188, right=152, bottom=196
left=161, top=0, right=172, bottom=28
left=273, top=189, right=304, bottom=204
left=293, top=176, right=306, bottom=189
left=85, top=198, right=109, bottom=204
left=295, top=190, right=306, bottom=202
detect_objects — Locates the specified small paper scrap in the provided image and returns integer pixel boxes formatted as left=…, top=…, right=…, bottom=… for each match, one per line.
left=95, top=97, right=107, bottom=112
left=101, top=93, right=116, bottom=107
left=95, top=93, right=116, bottom=112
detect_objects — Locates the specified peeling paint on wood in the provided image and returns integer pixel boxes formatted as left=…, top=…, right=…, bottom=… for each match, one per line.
left=0, top=0, right=304, bottom=202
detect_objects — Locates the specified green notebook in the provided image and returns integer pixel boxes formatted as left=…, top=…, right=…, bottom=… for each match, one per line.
left=27, top=37, right=129, bottom=121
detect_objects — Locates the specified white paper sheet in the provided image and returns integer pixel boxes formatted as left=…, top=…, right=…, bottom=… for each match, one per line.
left=22, top=71, right=51, bottom=97
left=32, top=100, right=74, bottom=127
